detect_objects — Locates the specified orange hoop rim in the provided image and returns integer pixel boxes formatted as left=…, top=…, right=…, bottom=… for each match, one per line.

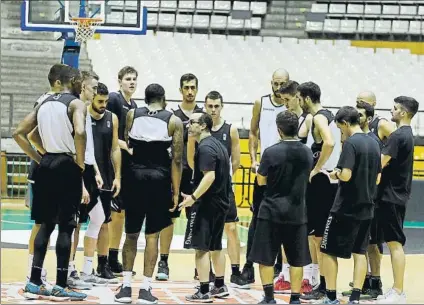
left=70, top=17, right=103, bottom=24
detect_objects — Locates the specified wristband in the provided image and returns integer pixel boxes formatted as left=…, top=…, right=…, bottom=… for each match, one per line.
left=191, top=194, right=197, bottom=201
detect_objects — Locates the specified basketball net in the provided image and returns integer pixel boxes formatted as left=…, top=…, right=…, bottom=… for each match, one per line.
left=70, top=17, right=102, bottom=43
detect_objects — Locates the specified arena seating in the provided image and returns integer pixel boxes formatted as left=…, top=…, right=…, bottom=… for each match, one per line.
left=306, top=1, right=424, bottom=39
left=140, top=0, right=268, bottom=34
left=87, top=31, right=424, bottom=133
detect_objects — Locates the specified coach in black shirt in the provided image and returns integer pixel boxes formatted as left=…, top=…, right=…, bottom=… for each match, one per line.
left=319, top=106, right=381, bottom=304
left=374, top=96, right=418, bottom=304
left=248, top=111, right=313, bottom=305
left=179, top=111, right=231, bottom=303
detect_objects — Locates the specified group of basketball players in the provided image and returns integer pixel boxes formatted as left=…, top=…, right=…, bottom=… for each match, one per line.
left=13, top=63, right=418, bottom=304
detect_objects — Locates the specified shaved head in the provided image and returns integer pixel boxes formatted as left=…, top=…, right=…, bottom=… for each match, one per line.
left=272, top=69, right=290, bottom=81
left=357, top=91, right=377, bottom=107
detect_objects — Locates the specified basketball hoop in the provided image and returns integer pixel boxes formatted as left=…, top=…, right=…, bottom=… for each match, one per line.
left=70, top=17, right=103, bottom=43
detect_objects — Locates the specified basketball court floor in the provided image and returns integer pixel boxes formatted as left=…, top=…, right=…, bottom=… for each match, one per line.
left=1, top=202, right=423, bottom=304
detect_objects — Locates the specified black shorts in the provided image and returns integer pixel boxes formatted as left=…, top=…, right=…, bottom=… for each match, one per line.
left=252, top=177, right=266, bottom=215
left=320, top=213, right=371, bottom=259
left=79, top=165, right=101, bottom=224
left=374, top=202, right=406, bottom=246
left=170, top=167, right=193, bottom=219
left=307, top=173, right=338, bottom=237
left=184, top=202, right=227, bottom=252
left=125, top=168, right=173, bottom=234
left=31, top=153, right=82, bottom=227
left=111, top=167, right=130, bottom=213
left=248, top=219, right=311, bottom=267
left=225, top=187, right=239, bottom=223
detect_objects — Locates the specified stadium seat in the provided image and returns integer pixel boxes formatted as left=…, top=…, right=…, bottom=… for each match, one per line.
left=214, top=1, right=231, bottom=13
left=329, top=4, right=346, bottom=14
left=196, top=0, right=213, bottom=12
left=160, top=0, right=177, bottom=12
left=233, top=1, right=250, bottom=11
left=365, top=4, right=382, bottom=15
left=193, top=15, right=210, bottom=28
left=210, top=15, right=227, bottom=29
left=419, top=6, right=424, bottom=15
left=178, top=0, right=195, bottom=12
left=227, top=16, right=244, bottom=29
left=176, top=14, right=193, bottom=28
left=311, top=3, right=328, bottom=13
left=248, top=17, right=262, bottom=30
left=358, top=20, right=375, bottom=33
left=340, top=20, right=357, bottom=33
left=142, top=0, right=159, bottom=12
left=409, top=21, right=423, bottom=35
left=323, top=19, right=340, bottom=32
left=306, top=21, right=324, bottom=32
left=147, top=13, right=158, bottom=26
left=375, top=20, right=392, bottom=33
left=383, top=4, right=400, bottom=15
left=347, top=4, right=364, bottom=14
left=392, top=20, right=409, bottom=34
left=400, top=5, right=417, bottom=15
left=158, top=13, right=175, bottom=27
left=250, top=2, right=267, bottom=15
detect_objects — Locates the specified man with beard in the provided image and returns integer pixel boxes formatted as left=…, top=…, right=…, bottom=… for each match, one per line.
left=14, top=64, right=87, bottom=301
left=86, top=83, right=122, bottom=283
left=106, top=66, right=138, bottom=275
left=156, top=73, right=206, bottom=281
left=296, top=82, right=341, bottom=302
left=242, top=69, right=290, bottom=285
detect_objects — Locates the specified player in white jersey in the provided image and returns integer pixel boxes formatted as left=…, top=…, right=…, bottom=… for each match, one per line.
left=241, top=69, right=290, bottom=284
left=14, top=64, right=87, bottom=301
left=296, top=82, right=342, bottom=302
left=24, top=65, right=71, bottom=287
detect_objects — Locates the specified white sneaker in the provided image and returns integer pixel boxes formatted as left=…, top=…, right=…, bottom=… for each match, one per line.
left=376, top=288, right=406, bottom=304
left=41, top=269, right=53, bottom=290
left=67, top=271, right=93, bottom=290
left=81, top=272, right=108, bottom=287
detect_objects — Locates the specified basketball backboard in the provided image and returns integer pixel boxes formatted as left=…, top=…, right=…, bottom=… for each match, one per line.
left=21, top=0, right=147, bottom=35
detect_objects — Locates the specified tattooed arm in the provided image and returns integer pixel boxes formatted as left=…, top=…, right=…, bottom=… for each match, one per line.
left=169, top=115, right=184, bottom=211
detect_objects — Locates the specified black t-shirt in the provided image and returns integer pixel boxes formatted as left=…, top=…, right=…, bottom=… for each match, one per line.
left=377, top=126, right=414, bottom=206
left=106, top=91, right=137, bottom=170
left=331, top=133, right=381, bottom=220
left=257, top=140, right=313, bottom=225
left=193, top=136, right=230, bottom=212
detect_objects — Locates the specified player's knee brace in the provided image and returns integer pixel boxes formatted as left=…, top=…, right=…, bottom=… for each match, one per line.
left=85, top=221, right=103, bottom=239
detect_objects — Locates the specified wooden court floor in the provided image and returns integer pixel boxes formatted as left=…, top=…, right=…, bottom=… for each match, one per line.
left=1, top=203, right=423, bottom=304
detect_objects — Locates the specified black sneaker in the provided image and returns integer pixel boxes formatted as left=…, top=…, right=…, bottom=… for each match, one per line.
left=155, top=261, right=169, bottom=281
left=230, top=274, right=250, bottom=289
left=300, top=287, right=325, bottom=301
left=185, top=290, right=213, bottom=303
left=136, top=288, right=158, bottom=304
left=258, top=297, right=277, bottom=304
left=241, top=265, right=255, bottom=284
left=114, top=285, right=132, bottom=303
left=109, top=260, right=135, bottom=276
left=97, top=263, right=119, bottom=284
left=210, top=285, right=229, bottom=298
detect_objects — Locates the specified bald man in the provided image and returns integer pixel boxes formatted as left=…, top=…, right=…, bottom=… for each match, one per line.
left=241, top=69, right=289, bottom=285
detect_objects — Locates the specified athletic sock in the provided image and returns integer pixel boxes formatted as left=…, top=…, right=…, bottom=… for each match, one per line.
left=312, top=264, right=319, bottom=282
left=231, top=264, right=240, bottom=276
left=303, top=264, right=313, bottom=282
left=98, top=255, right=107, bottom=266
left=27, top=254, right=34, bottom=279
left=326, top=289, right=337, bottom=301
left=263, top=284, right=274, bottom=302
left=200, top=282, right=209, bottom=294
left=160, top=254, right=169, bottom=264
left=30, top=265, right=43, bottom=285
left=140, top=276, right=152, bottom=290
left=350, top=288, right=361, bottom=302
left=83, top=256, right=93, bottom=275
left=122, top=271, right=132, bottom=288
left=56, top=267, right=68, bottom=288
left=215, top=276, right=224, bottom=288
left=68, top=261, right=76, bottom=277
left=109, top=248, right=119, bottom=262
left=245, top=260, right=253, bottom=268
left=290, top=293, right=300, bottom=303
left=319, top=276, right=326, bottom=291
left=282, top=263, right=290, bottom=281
